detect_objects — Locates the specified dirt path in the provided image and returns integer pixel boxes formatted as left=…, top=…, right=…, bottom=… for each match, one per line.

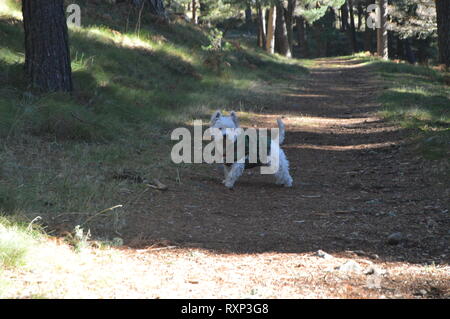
left=8, top=58, right=446, bottom=299
left=81, top=57, right=448, bottom=298
left=125, top=58, right=449, bottom=263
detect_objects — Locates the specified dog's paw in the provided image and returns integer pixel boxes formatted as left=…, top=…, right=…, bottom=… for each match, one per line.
left=284, top=179, right=293, bottom=187
left=224, top=181, right=235, bottom=189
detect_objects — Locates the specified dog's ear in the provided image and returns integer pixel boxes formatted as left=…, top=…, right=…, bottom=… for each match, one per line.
left=230, top=111, right=239, bottom=127
left=211, top=110, right=221, bottom=124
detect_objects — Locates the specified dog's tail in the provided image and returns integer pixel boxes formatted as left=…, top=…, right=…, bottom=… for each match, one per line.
left=277, top=118, right=285, bottom=145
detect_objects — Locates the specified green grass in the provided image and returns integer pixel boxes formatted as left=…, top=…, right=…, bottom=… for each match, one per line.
left=374, top=61, right=449, bottom=159
left=0, top=1, right=308, bottom=141
left=0, top=216, right=41, bottom=269
left=347, top=53, right=450, bottom=160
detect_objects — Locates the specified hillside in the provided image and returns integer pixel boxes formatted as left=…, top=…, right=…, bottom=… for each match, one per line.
left=0, top=0, right=307, bottom=230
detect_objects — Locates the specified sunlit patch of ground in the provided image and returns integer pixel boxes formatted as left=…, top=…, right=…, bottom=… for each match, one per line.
left=1, top=238, right=448, bottom=299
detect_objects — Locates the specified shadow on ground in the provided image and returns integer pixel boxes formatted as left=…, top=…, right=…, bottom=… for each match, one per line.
left=108, top=59, right=449, bottom=265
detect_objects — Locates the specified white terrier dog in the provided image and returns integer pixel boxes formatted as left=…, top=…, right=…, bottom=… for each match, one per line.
left=210, top=110, right=293, bottom=189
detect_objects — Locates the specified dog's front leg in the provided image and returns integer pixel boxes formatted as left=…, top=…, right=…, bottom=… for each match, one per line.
left=222, top=164, right=229, bottom=184
left=223, top=163, right=245, bottom=189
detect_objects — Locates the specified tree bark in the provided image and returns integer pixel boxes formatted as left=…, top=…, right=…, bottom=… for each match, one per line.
left=245, top=3, right=252, bottom=25
left=266, top=6, right=276, bottom=54
left=147, top=0, right=166, bottom=18
left=22, top=0, right=73, bottom=92
left=296, top=16, right=309, bottom=57
left=396, top=35, right=404, bottom=60
left=376, top=0, right=388, bottom=59
left=192, top=0, right=197, bottom=24
left=313, top=22, right=326, bottom=57
left=404, top=38, right=416, bottom=64
left=257, top=4, right=266, bottom=48
left=285, top=0, right=297, bottom=55
left=348, top=0, right=357, bottom=52
left=275, top=2, right=291, bottom=58
left=340, top=2, right=349, bottom=31
left=364, top=0, right=374, bottom=53
left=435, top=0, right=450, bottom=67
left=357, top=2, right=364, bottom=30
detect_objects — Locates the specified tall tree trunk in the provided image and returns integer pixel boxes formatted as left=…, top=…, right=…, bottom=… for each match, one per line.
left=245, top=3, right=252, bottom=25
left=285, top=0, right=297, bottom=55
left=296, top=16, right=309, bottom=57
left=364, top=28, right=373, bottom=53
left=404, top=38, right=416, bottom=64
left=313, top=22, right=326, bottom=57
left=192, top=0, right=197, bottom=24
left=396, top=35, right=404, bottom=60
left=357, top=2, right=364, bottom=30
left=376, top=0, right=388, bottom=59
left=364, top=0, right=374, bottom=52
left=22, top=0, right=73, bottom=92
left=266, top=6, right=276, bottom=54
left=435, top=0, right=450, bottom=67
left=340, top=2, right=349, bottom=31
left=257, top=4, right=266, bottom=48
left=275, top=2, right=291, bottom=58
left=348, top=0, right=357, bottom=52
left=147, top=0, right=166, bottom=18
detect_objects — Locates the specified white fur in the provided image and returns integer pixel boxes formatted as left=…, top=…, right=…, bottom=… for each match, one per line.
left=210, top=110, right=293, bottom=189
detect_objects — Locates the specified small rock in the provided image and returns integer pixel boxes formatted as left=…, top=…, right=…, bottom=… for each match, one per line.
left=364, top=265, right=386, bottom=276
left=425, top=136, right=439, bottom=143
left=336, top=260, right=362, bottom=273
left=112, top=237, right=123, bottom=246
left=387, top=232, right=403, bottom=245
left=316, top=250, right=333, bottom=260
left=352, top=250, right=379, bottom=260
left=414, top=289, right=427, bottom=296
left=387, top=211, right=397, bottom=217
left=366, top=273, right=383, bottom=289
left=365, top=266, right=377, bottom=275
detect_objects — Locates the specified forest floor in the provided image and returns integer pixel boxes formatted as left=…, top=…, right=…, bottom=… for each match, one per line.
left=2, top=57, right=449, bottom=299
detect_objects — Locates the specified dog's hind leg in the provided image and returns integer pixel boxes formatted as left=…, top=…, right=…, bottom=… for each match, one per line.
left=274, top=150, right=293, bottom=187
left=222, top=164, right=229, bottom=184
left=223, top=163, right=245, bottom=189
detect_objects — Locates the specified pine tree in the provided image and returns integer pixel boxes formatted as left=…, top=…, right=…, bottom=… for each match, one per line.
left=435, top=0, right=450, bottom=66
left=275, top=1, right=292, bottom=57
left=377, top=0, right=388, bottom=59
left=22, top=0, right=73, bottom=92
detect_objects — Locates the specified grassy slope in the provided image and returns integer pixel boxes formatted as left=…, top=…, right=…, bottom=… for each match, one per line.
left=375, top=62, right=450, bottom=159
left=0, top=1, right=308, bottom=138
left=354, top=54, right=450, bottom=159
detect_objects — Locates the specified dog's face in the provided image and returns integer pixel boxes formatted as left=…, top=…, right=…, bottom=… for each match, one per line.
left=210, top=110, right=240, bottom=140
left=210, top=110, right=239, bottom=131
